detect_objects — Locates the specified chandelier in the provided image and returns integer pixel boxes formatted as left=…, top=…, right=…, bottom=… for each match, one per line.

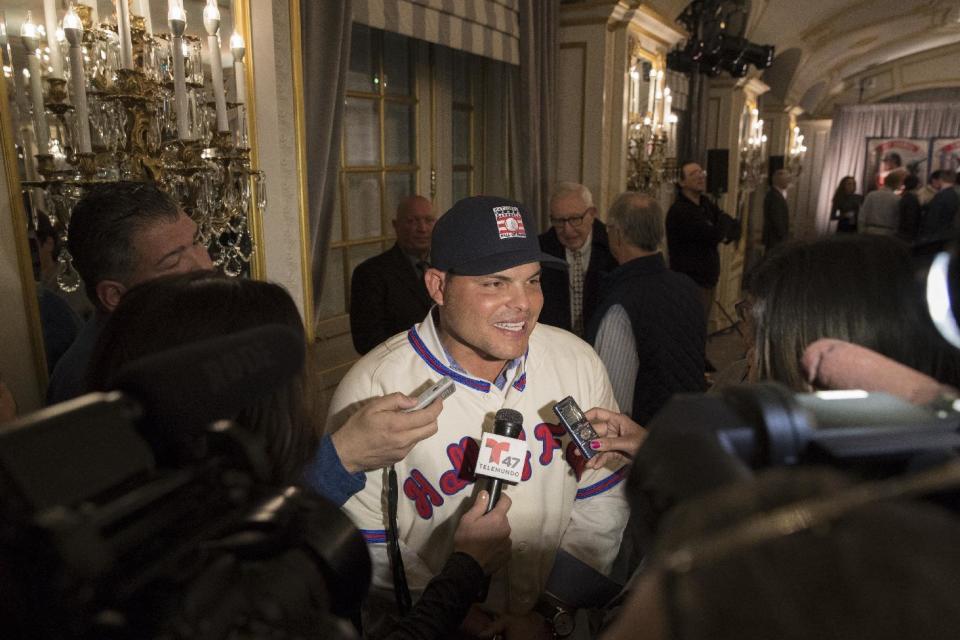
left=1, top=0, right=264, bottom=292
left=626, top=60, right=677, bottom=193
left=739, top=107, right=767, bottom=191
left=787, top=125, right=807, bottom=177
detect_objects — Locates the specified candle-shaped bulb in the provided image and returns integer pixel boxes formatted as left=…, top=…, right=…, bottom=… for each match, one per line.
left=230, top=31, right=245, bottom=60
left=63, top=8, right=83, bottom=45
left=629, top=66, right=640, bottom=80
left=664, top=87, right=671, bottom=96
left=168, top=1, right=186, bottom=36
left=752, top=107, right=759, bottom=117
left=203, top=0, right=220, bottom=35
left=21, top=12, right=40, bottom=51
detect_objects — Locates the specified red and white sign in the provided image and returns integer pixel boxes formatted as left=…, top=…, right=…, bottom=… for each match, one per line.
left=932, top=138, right=960, bottom=175
left=475, top=433, right=528, bottom=482
left=494, top=205, right=526, bottom=239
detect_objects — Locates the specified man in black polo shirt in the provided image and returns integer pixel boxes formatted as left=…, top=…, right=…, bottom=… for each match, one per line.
left=665, top=161, right=740, bottom=324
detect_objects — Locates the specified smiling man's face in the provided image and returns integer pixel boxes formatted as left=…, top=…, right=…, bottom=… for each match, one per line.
left=428, top=262, right=544, bottom=382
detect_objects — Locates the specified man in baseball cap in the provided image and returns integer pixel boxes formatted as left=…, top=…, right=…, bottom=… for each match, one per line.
left=329, top=196, right=629, bottom=634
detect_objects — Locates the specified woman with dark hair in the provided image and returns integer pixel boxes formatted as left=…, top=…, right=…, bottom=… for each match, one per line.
left=743, top=235, right=960, bottom=391
left=88, top=271, right=513, bottom=639
left=830, top=176, right=861, bottom=233
left=601, top=467, right=960, bottom=640
left=88, top=271, right=321, bottom=484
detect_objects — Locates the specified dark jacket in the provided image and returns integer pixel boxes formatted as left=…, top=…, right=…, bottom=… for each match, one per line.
left=762, top=187, right=790, bottom=249
left=831, top=193, right=862, bottom=233
left=47, top=311, right=107, bottom=405
left=538, top=218, right=618, bottom=333
left=350, top=243, right=433, bottom=354
left=665, top=193, right=738, bottom=288
left=897, top=191, right=922, bottom=242
left=921, top=188, right=959, bottom=241
left=586, top=254, right=706, bottom=424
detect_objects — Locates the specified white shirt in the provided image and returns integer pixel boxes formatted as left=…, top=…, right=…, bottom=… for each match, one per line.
left=593, top=304, right=638, bottom=413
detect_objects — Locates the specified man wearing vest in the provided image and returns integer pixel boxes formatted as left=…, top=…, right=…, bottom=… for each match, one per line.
left=589, top=192, right=707, bottom=425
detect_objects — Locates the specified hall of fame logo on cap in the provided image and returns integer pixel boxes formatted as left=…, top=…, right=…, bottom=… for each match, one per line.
left=494, top=205, right=526, bottom=239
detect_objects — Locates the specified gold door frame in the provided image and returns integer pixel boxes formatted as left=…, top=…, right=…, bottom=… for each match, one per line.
left=288, top=0, right=315, bottom=341
left=0, top=62, right=47, bottom=394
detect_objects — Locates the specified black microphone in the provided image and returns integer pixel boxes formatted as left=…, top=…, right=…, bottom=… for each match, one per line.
left=107, top=324, right=305, bottom=464
left=483, top=408, right=524, bottom=513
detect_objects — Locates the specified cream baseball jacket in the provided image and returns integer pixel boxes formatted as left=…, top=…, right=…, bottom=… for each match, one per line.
left=328, top=311, right=630, bottom=619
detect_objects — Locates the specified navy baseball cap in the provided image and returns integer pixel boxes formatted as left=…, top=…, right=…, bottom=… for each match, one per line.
left=430, top=196, right=567, bottom=275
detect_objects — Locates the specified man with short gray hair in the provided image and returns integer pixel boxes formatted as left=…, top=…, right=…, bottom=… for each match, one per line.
left=539, top=182, right=618, bottom=336
left=587, top=192, right=707, bottom=424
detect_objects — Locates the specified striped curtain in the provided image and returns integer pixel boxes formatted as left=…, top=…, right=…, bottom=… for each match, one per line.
left=353, top=0, right=520, bottom=65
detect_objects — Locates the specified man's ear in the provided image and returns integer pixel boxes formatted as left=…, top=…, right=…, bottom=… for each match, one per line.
left=95, top=279, right=127, bottom=312
left=424, top=268, right=446, bottom=306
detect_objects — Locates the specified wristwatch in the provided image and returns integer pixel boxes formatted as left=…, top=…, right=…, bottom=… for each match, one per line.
left=534, top=594, right=575, bottom=638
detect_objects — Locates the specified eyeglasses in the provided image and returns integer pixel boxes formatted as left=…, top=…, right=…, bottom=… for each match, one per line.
left=550, top=208, right=591, bottom=229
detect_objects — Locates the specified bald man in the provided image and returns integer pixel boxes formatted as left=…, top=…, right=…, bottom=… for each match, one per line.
left=350, top=196, right=436, bottom=354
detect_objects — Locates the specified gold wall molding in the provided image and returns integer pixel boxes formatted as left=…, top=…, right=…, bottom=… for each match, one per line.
left=288, top=0, right=315, bottom=340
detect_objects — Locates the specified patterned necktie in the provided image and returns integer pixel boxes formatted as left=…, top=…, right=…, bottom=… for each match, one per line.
left=571, top=249, right=584, bottom=336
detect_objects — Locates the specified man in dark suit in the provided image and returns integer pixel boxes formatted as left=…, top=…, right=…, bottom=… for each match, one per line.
left=763, top=169, right=791, bottom=251
left=538, top=182, right=618, bottom=337
left=350, top=195, right=436, bottom=354
left=921, top=170, right=959, bottom=242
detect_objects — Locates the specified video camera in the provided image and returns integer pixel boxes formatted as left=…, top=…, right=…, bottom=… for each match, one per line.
left=628, top=382, right=960, bottom=537
left=0, top=326, right=370, bottom=639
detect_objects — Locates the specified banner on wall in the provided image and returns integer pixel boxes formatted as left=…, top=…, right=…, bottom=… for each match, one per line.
left=931, top=139, right=960, bottom=175
left=864, top=138, right=930, bottom=192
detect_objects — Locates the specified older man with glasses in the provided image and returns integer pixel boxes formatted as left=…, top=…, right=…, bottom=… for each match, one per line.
left=539, top=182, right=619, bottom=337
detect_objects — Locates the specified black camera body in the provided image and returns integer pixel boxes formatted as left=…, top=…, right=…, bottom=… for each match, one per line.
left=629, top=383, right=960, bottom=534
left=0, top=392, right=370, bottom=640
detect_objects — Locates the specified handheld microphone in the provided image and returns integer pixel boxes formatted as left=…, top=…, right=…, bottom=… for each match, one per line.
left=477, top=408, right=526, bottom=513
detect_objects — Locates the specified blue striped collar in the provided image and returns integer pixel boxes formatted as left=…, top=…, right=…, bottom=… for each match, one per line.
left=407, top=319, right=528, bottom=394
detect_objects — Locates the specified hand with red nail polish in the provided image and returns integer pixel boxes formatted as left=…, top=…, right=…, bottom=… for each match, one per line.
left=582, top=407, right=647, bottom=470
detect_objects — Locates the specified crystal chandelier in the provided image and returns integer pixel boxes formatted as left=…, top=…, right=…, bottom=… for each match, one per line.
left=625, top=57, right=677, bottom=194
left=739, top=107, right=767, bottom=192
left=1, top=1, right=265, bottom=292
